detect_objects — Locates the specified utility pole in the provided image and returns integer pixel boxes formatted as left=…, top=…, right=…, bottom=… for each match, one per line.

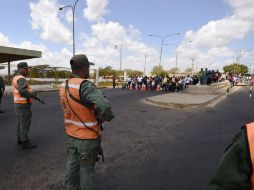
left=115, top=44, right=123, bottom=71
left=191, top=57, right=195, bottom=76
left=149, top=33, right=180, bottom=76
left=144, top=54, right=147, bottom=75
left=59, top=0, right=79, bottom=56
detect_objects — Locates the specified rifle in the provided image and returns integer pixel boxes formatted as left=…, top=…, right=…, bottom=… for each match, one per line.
left=33, top=96, right=46, bottom=104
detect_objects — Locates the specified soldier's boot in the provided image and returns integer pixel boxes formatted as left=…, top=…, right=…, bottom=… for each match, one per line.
left=21, top=140, right=37, bottom=149
left=17, top=137, right=22, bottom=145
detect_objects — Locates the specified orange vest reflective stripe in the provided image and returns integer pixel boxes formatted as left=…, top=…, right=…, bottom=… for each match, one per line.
left=246, top=122, right=254, bottom=189
left=12, top=75, right=32, bottom=104
left=59, top=78, right=100, bottom=139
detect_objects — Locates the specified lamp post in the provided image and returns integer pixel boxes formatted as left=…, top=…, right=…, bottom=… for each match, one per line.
left=190, top=57, right=195, bottom=76
left=238, top=49, right=242, bottom=65
left=115, top=44, right=123, bottom=71
left=149, top=33, right=180, bottom=76
left=59, top=0, right=79, bottom=56
left=144, top=54, right=147, bottom=75
left=188, top=40, right=195, bottom=75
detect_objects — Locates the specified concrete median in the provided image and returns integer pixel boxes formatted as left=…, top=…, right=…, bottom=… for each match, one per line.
left=145, top=85, right=240, bottom=109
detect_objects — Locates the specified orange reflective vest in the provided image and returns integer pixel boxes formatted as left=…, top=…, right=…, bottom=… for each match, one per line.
left=246, top=122, right=254, bottom=189
left=12, top=75, right=32, bottom=104
left=59, top=78, right=100, bottom=139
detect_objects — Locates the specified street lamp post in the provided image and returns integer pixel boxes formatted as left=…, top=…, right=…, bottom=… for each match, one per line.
left=144, top=54, right=147, bottom=74
left=188, top=40, right=196, bottom=75
left=190, top=57, right=195, bottom=76
left=115, top=44, right=123, bottom=71
left=59, top=0, right=79, bottom=56
left=149, top=33, right=180, bottom=76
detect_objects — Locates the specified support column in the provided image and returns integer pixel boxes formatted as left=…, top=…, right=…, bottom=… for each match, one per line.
left=8, top=60, right=11, bottom=82
left=95, top=69, right=99, bottom=86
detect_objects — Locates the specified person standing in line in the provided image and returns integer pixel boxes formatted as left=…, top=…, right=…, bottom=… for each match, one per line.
left=59, top=54, right=114, bottom=190
left=112, top=75, right=116, bottom=88
left=0, top=75, right=5, bottom=113
left=209, top=122, right=254, bottom=190
left=12, top=62, right=37, bottom=149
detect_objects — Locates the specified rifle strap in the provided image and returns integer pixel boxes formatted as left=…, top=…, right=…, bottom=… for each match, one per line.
left=65, top=80, right=99, bottom=137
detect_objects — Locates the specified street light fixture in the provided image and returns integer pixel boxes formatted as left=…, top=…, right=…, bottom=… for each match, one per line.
left=115, top=44, right=123, bottom=71
left=148, top=32, right=180, bottom=76
left=59, top=0, right=79, bottom=56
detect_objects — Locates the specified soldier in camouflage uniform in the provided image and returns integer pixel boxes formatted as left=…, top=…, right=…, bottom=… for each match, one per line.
left=12, top=62, right=37, bottom=149
left=209, top=123, right=254, bottom=190
left=59, top=54, right=114, bottom=190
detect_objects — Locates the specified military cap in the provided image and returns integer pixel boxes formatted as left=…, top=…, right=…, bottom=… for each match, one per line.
left=70, top=54, right=95, bottom=69
left=17, top=62, right=31, bottom=69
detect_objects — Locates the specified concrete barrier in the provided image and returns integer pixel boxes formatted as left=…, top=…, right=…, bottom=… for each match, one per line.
left=185, top=82, right=229, bottom=94
left=51, top=83, right=60, bottom=89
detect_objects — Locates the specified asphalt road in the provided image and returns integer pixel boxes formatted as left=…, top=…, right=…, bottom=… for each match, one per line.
left=0, top=86, right=253, bottom=190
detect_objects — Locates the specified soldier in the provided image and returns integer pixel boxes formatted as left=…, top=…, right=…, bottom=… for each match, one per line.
left=209, top=122, right=254, bottom=189
left=59, top=54, right=114, bottom=190
left=0, top=75, right=5, bottom=113
left=12, top=62, right=37, bottom=149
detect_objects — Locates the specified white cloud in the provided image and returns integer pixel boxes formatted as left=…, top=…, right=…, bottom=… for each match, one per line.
left=207, top=47, right=235, bottom=57
left=80, top=21, right=158, bottom=71
left=185, top=16, right=252, bottom=49
left=65, top=9, right=73, bottom=24
left=29, top=0, right=72, bottom=44
left=5, top=0, right=254, bottom=75
left=229, top=0, right=254, bottom=22
left=177, top=0, right=254, bottom=72
left=0, top=33, right=10, bottom=46
left=0, top=33, right=72, bottom=75
left=83, top=0, right=110, bottom=22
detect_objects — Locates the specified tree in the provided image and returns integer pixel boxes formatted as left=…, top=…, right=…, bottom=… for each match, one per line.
left=169, top=67, right=180, bottom=74
left=125, top=69, right=143, bottom=77
left=184, top=67, right=193, bottom=74
left=223, top=63, right=248, bottom=75
left=99, top=66, right=118, bottom=78
left=151, top=66, right=167, bottom=76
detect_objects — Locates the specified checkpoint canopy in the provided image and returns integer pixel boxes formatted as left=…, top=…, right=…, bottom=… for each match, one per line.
left=0, top=45, right=42, bottom=80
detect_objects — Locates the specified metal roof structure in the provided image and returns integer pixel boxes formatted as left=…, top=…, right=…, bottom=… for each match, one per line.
left=0, top=46, right=42, bottom=63
left=0, top=46, right=42, bottom=80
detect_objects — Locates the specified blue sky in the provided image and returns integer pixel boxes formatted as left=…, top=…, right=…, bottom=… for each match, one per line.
left=0, top=0, right=254, bottom=74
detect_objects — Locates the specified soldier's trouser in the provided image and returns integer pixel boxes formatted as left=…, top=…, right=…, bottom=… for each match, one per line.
left=64, top=136, right=102, bottom=190
left=0, top=92, right=2, bottom=106
left=15, top=103, right=32, bottom=142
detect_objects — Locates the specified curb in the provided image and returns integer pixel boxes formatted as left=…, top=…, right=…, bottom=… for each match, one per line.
left=145, top=95, right=220, bottom=109
left=206, top=86, right=241, bottom=108
left=145, top=86, right=241, bottom=109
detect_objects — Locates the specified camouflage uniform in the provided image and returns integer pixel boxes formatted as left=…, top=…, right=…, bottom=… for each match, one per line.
left=63, top=73, right=114, bottom=190
left=13, top=72, right=36, bottom=147
left=209, top=126, right=251, bottom=190
left=0, top=76, right=5, bottom=112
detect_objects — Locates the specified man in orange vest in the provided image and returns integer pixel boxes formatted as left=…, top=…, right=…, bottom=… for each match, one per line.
left=59, top=54, right=114, bottom=190
left=209, top=123, right=254, bottom=189
left=12, top=62, right=37, bottom=149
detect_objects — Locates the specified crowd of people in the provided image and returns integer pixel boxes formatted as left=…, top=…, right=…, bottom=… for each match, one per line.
left=121, top=68, right=223, bottom=92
